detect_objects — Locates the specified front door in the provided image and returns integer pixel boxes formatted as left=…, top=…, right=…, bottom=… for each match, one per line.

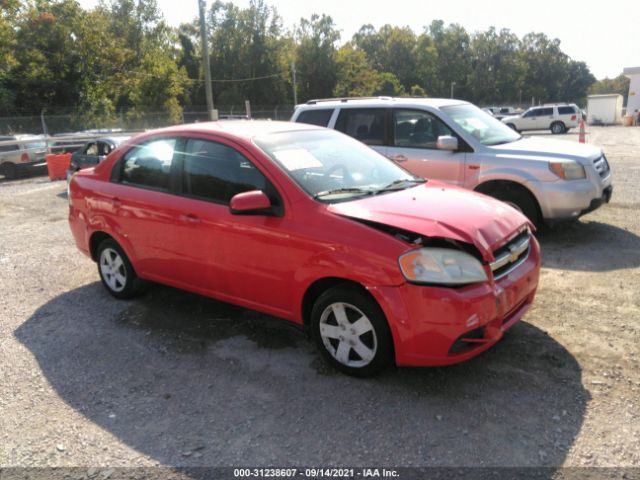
left=387, top=108, right=466, bottom=186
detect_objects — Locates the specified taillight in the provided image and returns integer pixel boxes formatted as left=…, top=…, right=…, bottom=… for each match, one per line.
left=20, top=152, right=29, bottom=162
left=571, top=115, right=576, bottom=121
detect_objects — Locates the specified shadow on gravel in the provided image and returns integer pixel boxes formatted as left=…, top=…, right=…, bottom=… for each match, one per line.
left=537, top=219, right=640, bottom=272
left=16, top=283, right=588, bottom=469
left=0, top=164, right=48, bottom=183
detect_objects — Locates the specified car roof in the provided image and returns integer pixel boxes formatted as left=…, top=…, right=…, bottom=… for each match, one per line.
left=296, top=97, right=469, bottom=109
left=4, top=134, right=44, bottom=140
left=94, top=136, right=130, bottom=144
left=148, top=120, right=321, bottom=141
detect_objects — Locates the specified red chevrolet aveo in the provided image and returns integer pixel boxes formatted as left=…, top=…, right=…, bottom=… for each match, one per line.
left=68, top=121, right=540, bottom=376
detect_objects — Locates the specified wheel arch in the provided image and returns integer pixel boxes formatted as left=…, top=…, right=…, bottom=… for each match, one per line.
left=89, top=231, right=113, bottom=261
left=474, top=179, right=543, bottom=222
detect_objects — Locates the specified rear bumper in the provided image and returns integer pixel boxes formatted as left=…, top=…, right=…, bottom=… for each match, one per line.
left=369, top=237, right=540, bottom=366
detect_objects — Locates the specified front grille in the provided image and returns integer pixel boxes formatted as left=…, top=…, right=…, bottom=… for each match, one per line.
left=490, top=229, right=530, bottom=280
left=593, top=155, right=610, bottom=178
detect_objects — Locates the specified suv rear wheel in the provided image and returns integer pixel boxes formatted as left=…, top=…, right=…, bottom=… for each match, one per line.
left=550, top=121, right=566, bottom=134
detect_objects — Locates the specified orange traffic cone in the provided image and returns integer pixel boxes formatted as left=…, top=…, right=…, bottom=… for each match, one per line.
left=579, top=119, right=586, bottom=143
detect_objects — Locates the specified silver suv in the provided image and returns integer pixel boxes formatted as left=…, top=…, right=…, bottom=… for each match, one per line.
left=501, top=104, right=581, bottom=134
left=291, top=97, right=612, bottom=225
left=0, top=134, right=48, bottom=179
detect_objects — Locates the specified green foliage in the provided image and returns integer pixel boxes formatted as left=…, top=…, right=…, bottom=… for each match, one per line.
left=333, top=44, right=379, bottom=97
left=295, top=13, right=340, bottom=101
left=353, top=24, right=418, bottom=90
left=374, top=72, right=405, bottom=96
left=0, top=0, right=600, bottom=129
left=589, top=74, right=630, bottom=105
left=409, top=85, right=427, bottom=97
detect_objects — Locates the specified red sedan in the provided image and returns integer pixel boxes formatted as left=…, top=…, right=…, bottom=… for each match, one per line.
left=68, top=121, right=540, bottom=376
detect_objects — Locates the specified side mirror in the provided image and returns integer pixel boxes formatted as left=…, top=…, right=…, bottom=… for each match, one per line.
left=437, top=135, right=458, bottom=151
left=229, top=190, right=272, bottom=215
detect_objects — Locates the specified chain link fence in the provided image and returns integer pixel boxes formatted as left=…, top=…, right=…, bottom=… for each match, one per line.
left=0, top=105, right=296, bottom=136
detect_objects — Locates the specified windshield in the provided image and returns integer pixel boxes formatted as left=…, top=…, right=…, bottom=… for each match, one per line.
left=442, top=104, right=521, bottom=146
left=255, top=129, right=422, bottom=202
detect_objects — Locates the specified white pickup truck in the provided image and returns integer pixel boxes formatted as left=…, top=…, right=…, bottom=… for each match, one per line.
left=291, top=97, right=613, bottom=226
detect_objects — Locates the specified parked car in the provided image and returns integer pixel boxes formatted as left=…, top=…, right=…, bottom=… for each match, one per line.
left=291, top=98, right=613, bottom=225
left=501, top=104, right=581, bottom=134
left=0, top=134, right=47, bottom=179
left=68, top=121, right=540, bottom=376
left=67, top=136, right=129, bottom=180
left=483, top=106, right=520, bottom=120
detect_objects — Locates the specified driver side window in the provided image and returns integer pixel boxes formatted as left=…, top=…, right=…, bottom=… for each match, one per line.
left=393, top=109, right=453, bottom=149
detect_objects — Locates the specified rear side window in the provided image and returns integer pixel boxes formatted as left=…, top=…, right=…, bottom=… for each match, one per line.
left=0, top=143, right=19, bottom=153
left=538, top=108, right=553, bottom=116
left=121, top=138, right=176, bottom=191
left=182, top=139, right=268, bottom=205
left=335, top=108, right=386, bottom=146
left=558, top=106, right=576, bottom=115
left=295, top=109, right=334, bottom=127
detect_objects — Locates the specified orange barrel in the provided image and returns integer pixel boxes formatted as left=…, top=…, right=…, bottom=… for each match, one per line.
left=45, top=153, right=72, bottom=181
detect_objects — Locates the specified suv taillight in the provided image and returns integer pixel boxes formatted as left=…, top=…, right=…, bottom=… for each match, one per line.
left=571, top=115, right=576, bottom=121
left=20, top=152, right=29, bottom=162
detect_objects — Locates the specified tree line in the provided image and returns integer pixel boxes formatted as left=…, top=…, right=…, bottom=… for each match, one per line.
left=0, top=0, right=626, bottom=131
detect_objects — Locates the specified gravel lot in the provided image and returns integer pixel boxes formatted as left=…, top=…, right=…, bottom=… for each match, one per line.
left=1, top=126, right=639, bottom=476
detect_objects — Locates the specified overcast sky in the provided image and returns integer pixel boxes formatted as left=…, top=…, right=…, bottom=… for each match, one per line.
left=79, top=0, right=638, bottom=79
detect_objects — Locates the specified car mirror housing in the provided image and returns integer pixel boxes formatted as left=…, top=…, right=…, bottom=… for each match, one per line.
left=229, top=190, right=272, bottom=214
left=437, top=135, right=458, bottom=151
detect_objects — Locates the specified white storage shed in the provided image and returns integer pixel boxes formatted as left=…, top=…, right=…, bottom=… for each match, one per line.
left=624, top=66, right=640, bottom=117
left=586, top=94, right=623, bottom=125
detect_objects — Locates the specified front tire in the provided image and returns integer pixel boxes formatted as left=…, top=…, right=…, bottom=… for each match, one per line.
left=480, top=183, right=541, bottom=226
left=97, top=239, right=142, bottom=299
left=311, top=285, right=393, bottom=377
left=506, top=123, right=519, bottom=132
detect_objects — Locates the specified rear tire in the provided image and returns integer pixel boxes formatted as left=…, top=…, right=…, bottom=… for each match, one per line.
left=551, top=122, right=566, bottom=134
left=96, top=239, right=142, bottom=299
left=1, top=162, right=18, bottom=179
left=311, top=285, right=393, bottom=377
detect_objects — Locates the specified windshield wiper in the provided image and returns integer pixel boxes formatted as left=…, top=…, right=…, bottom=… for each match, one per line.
left=375, top=178, right=425, bottom=194
left=313, top=187, right=375, bottom=199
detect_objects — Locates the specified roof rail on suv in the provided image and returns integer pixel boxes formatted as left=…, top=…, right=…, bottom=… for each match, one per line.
left=306, top=96, right=394, bottom=105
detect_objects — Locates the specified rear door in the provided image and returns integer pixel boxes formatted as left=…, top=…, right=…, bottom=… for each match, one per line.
left=106, top=137, right=186, bottom=281
left=334, top=107, right=388, bottom=157
left=387, top=108, right=466, bottom=185
left=535, top=107, right=554, bottom=129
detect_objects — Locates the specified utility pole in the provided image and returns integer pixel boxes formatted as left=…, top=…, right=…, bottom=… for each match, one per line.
left=291, top=61, right=298, bottom=105
left=199, top=0, right=217, bottom=120
left=450, top=81, right=456, bottom=99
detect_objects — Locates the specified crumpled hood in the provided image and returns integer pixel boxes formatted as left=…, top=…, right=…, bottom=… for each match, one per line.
left=489, top=136, right=602, bottom=165
left=327, top=182, right=530, bottom=261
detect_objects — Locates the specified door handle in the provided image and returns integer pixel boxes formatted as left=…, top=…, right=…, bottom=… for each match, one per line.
left=179, top=213, right=201, bottom=224
left=389, top=154, right=408, bottom=163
